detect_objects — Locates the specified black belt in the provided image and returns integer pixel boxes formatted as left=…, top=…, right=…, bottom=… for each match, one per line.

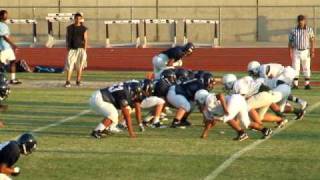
left=297, top=49, right=307, bottom=51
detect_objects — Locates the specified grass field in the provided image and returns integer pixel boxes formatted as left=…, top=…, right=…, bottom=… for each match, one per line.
left=1, top=71, right=320, bottom=180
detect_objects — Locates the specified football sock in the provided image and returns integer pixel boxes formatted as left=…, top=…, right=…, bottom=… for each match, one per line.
left=94, top=123, right=106, bottom=131
left=11, top=73, right=15, bottom=80
left=305, top=78, right=310, bottom=86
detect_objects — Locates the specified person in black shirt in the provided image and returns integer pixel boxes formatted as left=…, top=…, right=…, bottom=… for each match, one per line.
left=90, top=80, right=154, bottom=139
left=152, top=43, right=195, bottom=79
left=64, top=13, right=88, bottom=88
left=0, top=133, right=37, bottom=179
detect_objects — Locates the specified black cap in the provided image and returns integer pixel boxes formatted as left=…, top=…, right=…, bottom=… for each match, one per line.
left=297, top=15, right=306, bottom=21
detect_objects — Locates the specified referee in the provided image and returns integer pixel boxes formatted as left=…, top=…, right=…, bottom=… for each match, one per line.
left=288, top=15, right=315, bottom=90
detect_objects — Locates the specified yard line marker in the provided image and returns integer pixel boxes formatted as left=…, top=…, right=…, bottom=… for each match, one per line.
left=204, top=102, right=320, bottom=180
left=31, top=109, right=91, bottom=133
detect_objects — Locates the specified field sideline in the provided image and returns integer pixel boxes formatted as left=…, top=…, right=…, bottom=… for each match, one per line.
left=0, top=71, right=319, bottom=180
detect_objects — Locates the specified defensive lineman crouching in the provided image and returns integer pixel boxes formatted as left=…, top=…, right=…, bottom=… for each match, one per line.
left=247, top=61, right=308, bottom=117
left=195, top=90, right=273, bottom=141
left=152, top=43, right=195, bottom=79
left=247, top=61, right=308, bottom=111
left=0, top=133, right=37, bottom=179
left=223, top=74, right=286, bottom=128
left=90, top=79, right=154, bottom=138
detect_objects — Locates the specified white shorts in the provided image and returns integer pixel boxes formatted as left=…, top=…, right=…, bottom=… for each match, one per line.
left=223, top=94, right=251, bottom=128
left=0, top=48, right=16, bottom=65
left=277, top=66, right=297, bottom=86
left=273, top=84, right=291, bottom=112
left=167, top=86, right=191, bottom=112
left=141, top=96, right=165, bottom=109
left=152, top=53, right=169, bottom=79
left=89, top=90, right=119, bottom=124
left=0, top=173, right=11, bottom=180
left=247, top=91, right=282, bottom=119
left=65, top=48, right=87, bottom=71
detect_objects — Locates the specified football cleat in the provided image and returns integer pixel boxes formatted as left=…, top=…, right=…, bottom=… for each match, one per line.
left=91, top=130, right=104, bottom=139
left=233, top=132, right=249, bottom=141
left=180, top=119, right=192, bottom=126
left=275, top=119, right=288, bottom=129
left=295, top=109, right=306, bottom=120
left=76, top=81, right=82, bottom=86
left=304, top=84, right=311, bottom=90
left=170, top=120, right=186, bottom=129
left=151, top=122, right=167, bottom=128
left=10, top=79, right=22, bottom=85
left=64, top=81, right=71, bottom=88
left=262, top=128, right=273, bottom=139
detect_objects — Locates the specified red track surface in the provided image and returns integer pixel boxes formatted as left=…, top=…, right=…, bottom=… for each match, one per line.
left=16, top=48, right=320, bottom=71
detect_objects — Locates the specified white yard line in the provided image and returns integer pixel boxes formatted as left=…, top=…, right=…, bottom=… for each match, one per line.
left=204, top=102, right=320, bottom=180
left=11, top=109, right=91, bottom=140
left=31, top=109, right=91, bottom=133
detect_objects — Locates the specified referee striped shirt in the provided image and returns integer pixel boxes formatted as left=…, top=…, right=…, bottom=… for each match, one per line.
left=289, top=26, right=314, bottom=50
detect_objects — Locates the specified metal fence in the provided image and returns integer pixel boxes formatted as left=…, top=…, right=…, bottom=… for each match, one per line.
left=1, top=2, right=320, bottom=47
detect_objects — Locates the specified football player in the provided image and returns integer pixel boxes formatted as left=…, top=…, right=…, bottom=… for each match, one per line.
left=0, top=133, right=37, bottom=179
left=174, top=68, right=194, bottom=84
left=138, top=79, right=166, bottom=129
left=223, top=74, right=286, bottom=129
left=248, top=61, right=308, bottom=116
left=195, top=89, right=273, bottom=141
left=152, top=43, right=195, bottom=79
left=90, top=79, right=153, bottom=138
left=167, top=72, right=215, bottom=128
left=143, top=69, right=177, bottom=125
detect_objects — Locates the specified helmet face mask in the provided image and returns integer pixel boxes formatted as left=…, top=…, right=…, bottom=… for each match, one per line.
left=194, top=89, right=209, bottom=107
left=183, top=42, right=195, bottom=56
left=141, top=79, right=154, bottom=97
left=247, top=61, right=260, bottom=77
left=160, top=69, right=176, bottom=84
left=222, top=74, right=237, bottom=92
left=201, top=73, right=215, bottom=90
left=17, top=133, right=37, bottom=155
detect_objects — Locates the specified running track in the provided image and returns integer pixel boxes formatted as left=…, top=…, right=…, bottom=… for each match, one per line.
left=16, top=48, right=320, bottom=71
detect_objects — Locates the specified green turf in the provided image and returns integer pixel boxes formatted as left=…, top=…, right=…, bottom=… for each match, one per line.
left=0, top=71, right=319, bottom=180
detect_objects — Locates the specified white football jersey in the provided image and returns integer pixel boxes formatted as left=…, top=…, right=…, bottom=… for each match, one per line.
left=232, top=76, right=262, bottom=98
left=203, top=94, right=224, bottom=119
left=256, top=77, right=278, bottom=89
left=259, top=63, right=284, bottom=79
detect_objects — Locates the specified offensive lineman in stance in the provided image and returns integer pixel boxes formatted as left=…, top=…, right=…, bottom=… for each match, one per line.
left=152, top=43, right=195, bottom=79
left=0, top=133, right=37, bottom=180
left=167, top=72, right=215, bottom=128
left=90, top=79, right=154, bottom=138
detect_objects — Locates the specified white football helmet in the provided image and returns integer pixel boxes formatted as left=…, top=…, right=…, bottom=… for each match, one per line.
left=222, top=74, right=237, bottom=90
left=247, top=61, right=261, bottom=76
left=194, top=89, right=210, bottom=105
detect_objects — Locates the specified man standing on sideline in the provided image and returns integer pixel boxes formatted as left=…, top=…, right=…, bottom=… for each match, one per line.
left=0, top=10, right=22, bottom=85
left=64, top=13, right=88, bottom=88
left=289, top=15, right=315, bottom=90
